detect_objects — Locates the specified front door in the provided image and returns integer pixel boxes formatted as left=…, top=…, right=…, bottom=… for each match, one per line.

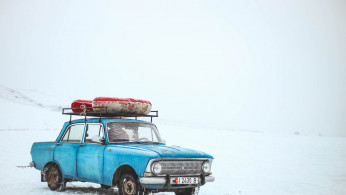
left=54, top=123, right=85, bottom=179
left=77, top=123, right=106, bottom=183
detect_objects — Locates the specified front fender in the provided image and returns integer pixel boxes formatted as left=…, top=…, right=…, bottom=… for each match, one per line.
left=103, top=145, right=161, bottom=186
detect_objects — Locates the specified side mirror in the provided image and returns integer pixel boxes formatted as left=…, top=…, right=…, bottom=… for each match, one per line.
left=91, top=135, right=104, bottom=144
left=162, top=139, right=166, bottom=145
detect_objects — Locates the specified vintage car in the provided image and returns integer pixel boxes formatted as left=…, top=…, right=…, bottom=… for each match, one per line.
left=30, top=110, right=214, bottom=195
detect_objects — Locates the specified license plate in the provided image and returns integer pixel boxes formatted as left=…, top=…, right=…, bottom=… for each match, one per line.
left=175, top=177, right=199, bottom=184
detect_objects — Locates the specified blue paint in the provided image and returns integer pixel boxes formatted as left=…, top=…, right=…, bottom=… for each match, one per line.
left=30, top=142, right=55, bottom=170
left=31, top=118, right=214, bottom=189
left=54, top=142, right=79, bottom=179
left=120, top=143, right=213, bottom=158
left=103, top=145, right=160, bottom=186
left=77, top=144, right=106, bottom=183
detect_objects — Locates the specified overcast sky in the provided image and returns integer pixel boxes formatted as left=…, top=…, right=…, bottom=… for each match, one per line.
left=0, top=0, right=345, bottom=136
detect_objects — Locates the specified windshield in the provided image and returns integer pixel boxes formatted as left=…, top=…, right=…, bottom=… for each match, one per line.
left=107, top=122, right=163, bottom=143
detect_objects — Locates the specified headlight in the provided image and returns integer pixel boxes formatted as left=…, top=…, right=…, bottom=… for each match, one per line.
left=202, top=161, right=211, bottom=174
left=152, top=162, right=162, bottom=175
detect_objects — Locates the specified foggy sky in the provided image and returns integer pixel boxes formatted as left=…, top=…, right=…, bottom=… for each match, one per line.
left=0, top=0, right=345, bottom=136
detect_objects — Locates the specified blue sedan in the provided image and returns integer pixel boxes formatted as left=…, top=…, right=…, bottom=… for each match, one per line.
left=31, top=117, right=214, bottom=195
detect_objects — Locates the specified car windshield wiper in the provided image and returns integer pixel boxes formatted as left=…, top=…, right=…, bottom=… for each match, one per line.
left=134, top=141, right=162, bottom=144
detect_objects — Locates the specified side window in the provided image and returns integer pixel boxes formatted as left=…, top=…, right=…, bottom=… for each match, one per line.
left=61, top=124, right=84, bottom=143
left=138, top=127, right=158, bottom=142
left=84, top=124, right=104, bottom=144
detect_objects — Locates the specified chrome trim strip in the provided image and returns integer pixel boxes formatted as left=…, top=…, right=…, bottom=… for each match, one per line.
left=205, top=176, right=215, bottom=182
left=144, top=158, right=213, bottom=174
left=139, top=176, right=215, bottom=185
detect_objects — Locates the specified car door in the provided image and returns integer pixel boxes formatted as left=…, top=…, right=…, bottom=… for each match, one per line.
left=54, top=123, right=85, bottom=179
left=77, top=123, right=106, bottom=183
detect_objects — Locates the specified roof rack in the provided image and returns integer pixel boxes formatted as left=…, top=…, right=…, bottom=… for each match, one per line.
left=62, top=107, right=158, bottom=123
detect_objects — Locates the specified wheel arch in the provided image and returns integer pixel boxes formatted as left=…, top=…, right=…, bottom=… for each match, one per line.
left=112, top=164, right=138, bottom=186
left=42, top=161, right=62, bottom=181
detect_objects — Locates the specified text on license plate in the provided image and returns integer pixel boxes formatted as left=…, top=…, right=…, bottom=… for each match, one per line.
left=175, top=177, right=199, bottom=184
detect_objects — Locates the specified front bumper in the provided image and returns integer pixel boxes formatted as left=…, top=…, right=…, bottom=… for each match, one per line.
left=140, top=175, right=215, bottom=185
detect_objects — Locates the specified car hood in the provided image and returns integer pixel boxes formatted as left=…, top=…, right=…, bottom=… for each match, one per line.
left=120, top=143, right=213, bottom=158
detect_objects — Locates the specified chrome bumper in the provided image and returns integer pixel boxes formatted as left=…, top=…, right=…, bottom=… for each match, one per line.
left=139, top=175, right=215, bottom=185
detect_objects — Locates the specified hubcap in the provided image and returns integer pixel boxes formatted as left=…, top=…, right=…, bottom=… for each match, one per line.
left=122, top=177, right=136, bottom=195
left=47, top=168, right=59, bottom=187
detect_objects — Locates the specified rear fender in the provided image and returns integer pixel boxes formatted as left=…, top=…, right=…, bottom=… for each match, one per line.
left=31, top=142, right=56, bottom=171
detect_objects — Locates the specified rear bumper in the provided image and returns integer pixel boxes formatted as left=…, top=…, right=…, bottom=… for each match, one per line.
left=139, top=175, right=215, bottom=185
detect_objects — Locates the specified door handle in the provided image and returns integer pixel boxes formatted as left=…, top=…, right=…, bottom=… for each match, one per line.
left=56, top=142, right=61, bottom=145
left=79, top=143, right=84, bottom=146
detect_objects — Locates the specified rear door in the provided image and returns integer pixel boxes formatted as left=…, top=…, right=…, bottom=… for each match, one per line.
left=77, top=123, right=106, bottom=183
left=54, top=123, right=85, bottom=179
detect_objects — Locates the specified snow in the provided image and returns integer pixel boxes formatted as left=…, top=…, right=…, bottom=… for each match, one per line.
left=0, top=88, right=346, bottom=194
left=159, top=125, right=346, bottom=195
left=1, top=126, right=346, bottom=195
left=0, top=86, right=67, bottom=131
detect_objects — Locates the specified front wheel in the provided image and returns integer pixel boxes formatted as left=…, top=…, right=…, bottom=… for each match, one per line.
left=46, top=164, right=65, bottom=191
left=118, top=173, right=140, bottom=195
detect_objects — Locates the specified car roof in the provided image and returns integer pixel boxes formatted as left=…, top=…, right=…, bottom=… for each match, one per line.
left=66, top=118, right=152, bottom=125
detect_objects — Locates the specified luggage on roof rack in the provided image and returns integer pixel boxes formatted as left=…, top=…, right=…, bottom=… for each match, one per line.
left=93, top=97, right=152, bottom=115
left=71, top=97, right=152, bottom=115
left=71, top=100, right=93, bottom=113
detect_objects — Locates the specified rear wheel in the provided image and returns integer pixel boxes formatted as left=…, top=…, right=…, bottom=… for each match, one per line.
left=118, top=173, right=140, bottom=195
left=46, top=164, right=65, bottom=191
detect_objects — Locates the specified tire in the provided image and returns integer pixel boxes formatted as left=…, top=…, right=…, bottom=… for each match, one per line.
left=118, top=173, right=140, bottom=195
left=175, top=187, right=197, bottom=195
left=46, top=164, right=65, bottom=191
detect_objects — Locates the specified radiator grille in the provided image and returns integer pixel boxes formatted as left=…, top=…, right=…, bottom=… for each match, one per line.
left=160, top=160, right=203, bottom=175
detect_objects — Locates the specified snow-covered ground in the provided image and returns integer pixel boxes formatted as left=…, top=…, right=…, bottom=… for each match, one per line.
left=1, top=125, right=346, bottom=195
left=0, top=87, right=346, bottom=194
